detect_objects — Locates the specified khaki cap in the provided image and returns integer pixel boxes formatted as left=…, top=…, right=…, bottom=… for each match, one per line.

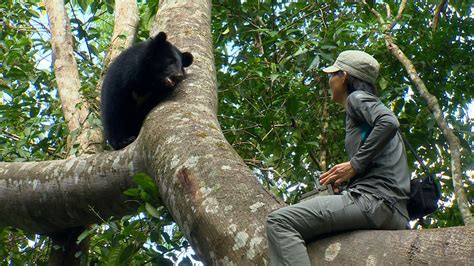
left=322, top=50, right=380, bottom=85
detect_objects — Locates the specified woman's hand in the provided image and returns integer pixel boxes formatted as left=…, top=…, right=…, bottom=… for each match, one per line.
left=320, top=161, right=356, bottom=187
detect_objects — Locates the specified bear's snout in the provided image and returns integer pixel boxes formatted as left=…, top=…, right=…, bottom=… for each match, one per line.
left=171, top=72, right=185, bottom=83
left=164, top=72, right=185, bottom=88
left=164, top=77, right=175, bottom=88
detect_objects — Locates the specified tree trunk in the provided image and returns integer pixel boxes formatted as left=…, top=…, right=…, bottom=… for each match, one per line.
left=45, top=0, right=97, bottom=263
left=47, top=227, right=89, bottom=266
left=146, top=0, right=283, bottom=263
left=45, top=0, right=102, bottom=156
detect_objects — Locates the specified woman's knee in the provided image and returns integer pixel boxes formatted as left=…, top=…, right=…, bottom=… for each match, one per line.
left=266, top=209, right=283, bottom=241
left=266, top=208, right=286, bottom=227
left=266, top=206, right=297, bottom=236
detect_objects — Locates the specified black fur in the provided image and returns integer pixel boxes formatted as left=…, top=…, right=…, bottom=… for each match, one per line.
left=101, top=32, right=193, bottom=150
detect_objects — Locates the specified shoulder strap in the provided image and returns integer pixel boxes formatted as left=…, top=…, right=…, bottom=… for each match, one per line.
left=398, top=130, right=431, bottom=176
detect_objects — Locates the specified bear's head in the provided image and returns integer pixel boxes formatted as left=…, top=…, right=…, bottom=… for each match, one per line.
left=148, top=32, right=194, bottom=88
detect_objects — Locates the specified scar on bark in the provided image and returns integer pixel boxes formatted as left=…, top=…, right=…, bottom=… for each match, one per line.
left=177, top=167, right=198, bottom=194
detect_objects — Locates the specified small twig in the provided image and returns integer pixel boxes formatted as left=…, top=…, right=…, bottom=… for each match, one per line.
left=221, top=124, right=261, bottom=134
left=361, top=0, right=406, bottom=31
left=389, top=0, right=407, bottom=30
left=1, top=129, right=58, bottom=155
left=88, top=205, right=108, bottom=224
left=30, top=18, right=52, bottom=34
left=362, top=0, right=385, bottom=25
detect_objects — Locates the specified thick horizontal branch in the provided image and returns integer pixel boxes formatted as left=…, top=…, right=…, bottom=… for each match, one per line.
left=0, top=148, right=145, bottom=234
left=308, top=225, right=473, bottom=264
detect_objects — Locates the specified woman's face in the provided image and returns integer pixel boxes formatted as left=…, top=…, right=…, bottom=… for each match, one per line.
left=328, top=71, right=348, bottom=105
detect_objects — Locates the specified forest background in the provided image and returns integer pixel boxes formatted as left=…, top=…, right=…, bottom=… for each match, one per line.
left=0, top=0, right=472, bottom=264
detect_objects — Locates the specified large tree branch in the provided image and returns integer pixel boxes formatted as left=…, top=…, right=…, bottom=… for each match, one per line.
left=308, top=225, right=473, bottom=264
left=45, top=0, right=102, bottom=155
left=0, top=146, right=144, bottom=234
left=362, top=0, right=472, bottom=226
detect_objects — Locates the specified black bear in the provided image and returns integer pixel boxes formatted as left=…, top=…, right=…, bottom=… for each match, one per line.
left=101, top=32, right=193, bottom=150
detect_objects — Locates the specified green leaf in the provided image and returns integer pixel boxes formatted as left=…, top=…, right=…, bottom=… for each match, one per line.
left=119, top=244, right=136, bottom=264
left=77, top=0, right=88, bottom=12
left=133, top=173, right=159, bottom=198
left=150, top=231, right=161, bottom=243
left=76, top=228, right=92, bottom=244
left=378, top=77, right=388, bottom=91
left=123, top=188, right=140, bottom=197
left=179, top=257, right=192, bottom=266
left=270, top=73, right=280, bottom=83
left=306, top=141, right=319, bottom=147
left=145, top=202, right=161, bottom=219
left=106, top=245, right=122, bottom=265
left=307, top=54, right=320, bottom=71
left=285, top=96, right=299, bottom=116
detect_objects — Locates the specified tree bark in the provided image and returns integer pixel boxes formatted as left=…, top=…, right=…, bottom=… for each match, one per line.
left=45, top=0, right=102, bottom=156
left=308, top=225, right=473, bottom=265
left=362, top=0, right=473, bottom=226
left=0, top=148, right=144, bottom=233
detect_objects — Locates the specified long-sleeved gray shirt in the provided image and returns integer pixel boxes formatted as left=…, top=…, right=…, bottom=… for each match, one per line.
left=345, top=90, right=410, bottom=215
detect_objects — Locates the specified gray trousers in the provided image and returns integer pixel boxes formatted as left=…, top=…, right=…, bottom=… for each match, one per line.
left=266, top=190, right=408, bottom=266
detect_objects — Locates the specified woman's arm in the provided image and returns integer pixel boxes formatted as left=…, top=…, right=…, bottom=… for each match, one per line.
left=347, top=91, right=399, bottom=174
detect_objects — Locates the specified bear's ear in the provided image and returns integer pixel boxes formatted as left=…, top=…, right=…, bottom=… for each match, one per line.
left=152, top=32, right=167, bottom=44
left=181, top=52, right=193, bottom=67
